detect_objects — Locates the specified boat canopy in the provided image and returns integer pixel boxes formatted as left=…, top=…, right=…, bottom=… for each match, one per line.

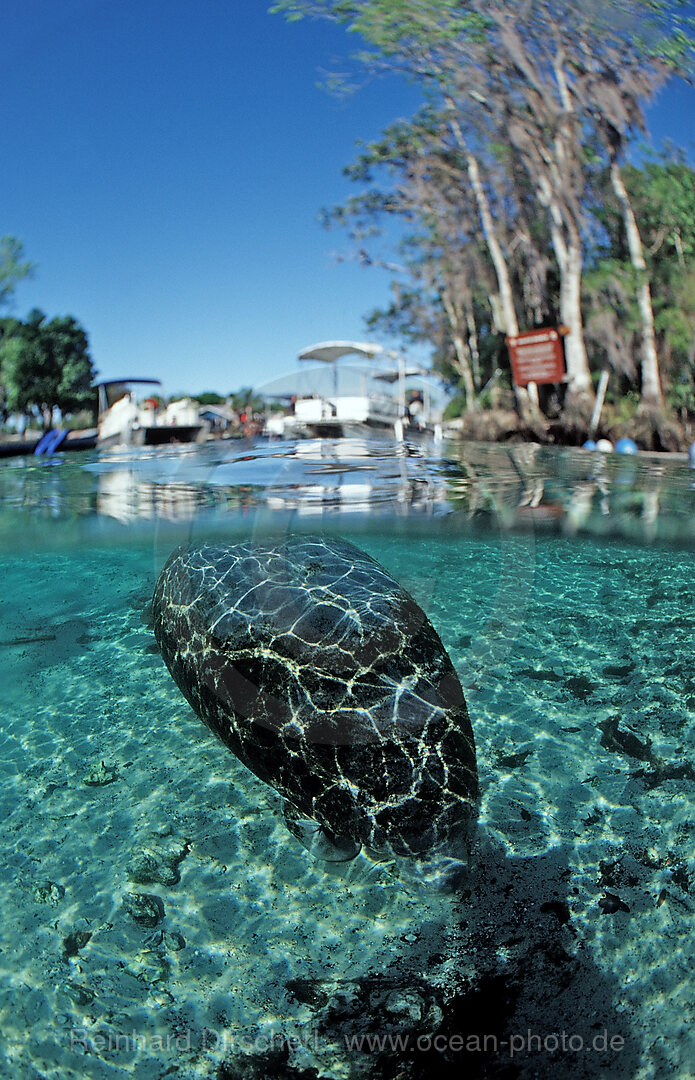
left=95, top=378, right=162, bottom=387
left=298, top=341, right=385, bottom=364
left=372, top=367, right=427, bottom=383
left=96, top=378, right=163, bottom=416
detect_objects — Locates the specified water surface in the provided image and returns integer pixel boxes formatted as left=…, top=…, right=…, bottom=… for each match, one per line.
left=0, top=438, right=693, bottom=1079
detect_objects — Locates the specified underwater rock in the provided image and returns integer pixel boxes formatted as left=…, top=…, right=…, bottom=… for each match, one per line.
left=62, top=929, right=92, bottom=958
left=384, top=988, right=427, bottom=1023
left=127, top=834, right=189, bottom=886
left=598, top=715, right=653, bottom=762
left=124, top=892, right=165, bottom=927
left=162, top=930, right=186, bottom=951
left=83, top=759, right=118, bottom=786
left=598, top=892, right=630, bottom=915
left=64, top=981, right=95, bottom=1007
left=217, top=1043, right=319, bottom=1080
left=32, top=880, right=65, bottom=905
left=540, top=900, right=571, bottom=926
left=152, top=535, right=478, bottom=861
left=316, top=975, right=444, bottom=1047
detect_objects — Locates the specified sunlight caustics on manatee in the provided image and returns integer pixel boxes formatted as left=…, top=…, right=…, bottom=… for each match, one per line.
left=152, top=535, right=478, bottom=861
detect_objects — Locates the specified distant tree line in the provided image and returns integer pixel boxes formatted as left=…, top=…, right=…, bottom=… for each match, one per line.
left=0, top=237, right=95, bottom=428
left=0, top=238, right=274, bottom=430
left=0, top=305, right=96, bottom=430
left=192, top=387, right=268, bottom=414
left=274, top=0, right=695, bottom=445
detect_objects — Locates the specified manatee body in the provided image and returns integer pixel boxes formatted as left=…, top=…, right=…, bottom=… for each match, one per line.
left=152, top=536, right=478, bottom=860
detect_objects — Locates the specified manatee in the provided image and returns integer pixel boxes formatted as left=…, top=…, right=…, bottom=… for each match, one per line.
left=152, top=535, right=478, bottom=862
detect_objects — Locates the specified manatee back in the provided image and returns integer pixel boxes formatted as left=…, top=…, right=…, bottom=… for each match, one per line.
left=152, top=535, right=478, bottom=859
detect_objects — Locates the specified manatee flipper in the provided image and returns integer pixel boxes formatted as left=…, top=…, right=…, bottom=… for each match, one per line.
left=283, top=802, right=360, bottom=863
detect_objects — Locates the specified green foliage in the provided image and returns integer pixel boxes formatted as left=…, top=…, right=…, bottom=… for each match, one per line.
left=0, top=309, right=96, bottom=426
left=624, top=153, right=695, bottom=264
left=621, top=153, right=695, bottom=388
left=653, top=281, right=695, bottom=358
left=584, top=150, right=695, bottom=403
left=443, top=391, right=468, bottom=420
left=229, top=387, right=266, bottom=414
left=273, top=0, right=695, bottom=426
left=667, top=377, right=695, bottom=417
left=0, top=237, right=33, bottom=309
left=271, top=0, right=488, bottom=54
left=610, top=388, right=641, bottom=422
left=194, top=391, right=226, bottom=405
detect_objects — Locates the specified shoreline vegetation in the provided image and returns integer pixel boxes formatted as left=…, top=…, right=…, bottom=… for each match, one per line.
left=269, top=1, right=695, bottom=453
left=442, top=391, right=693, bottom=452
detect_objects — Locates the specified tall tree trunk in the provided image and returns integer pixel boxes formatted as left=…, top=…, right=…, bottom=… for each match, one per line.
left=609, top=159, right=662, bottom=409
left=539, top=175, right=595, bottom=410
left=441, top=289, right=476, bottom=410
left=448, top=109, right=543, bottom=428
left=452, top=331, right=476, bottom=409
left=561, top=231, right=593, bottom=399
left=547, top=49, right=594, bottom=413
left=454, top=130, right=518, bottom=336
left=465, top=307, right=481, bottom=390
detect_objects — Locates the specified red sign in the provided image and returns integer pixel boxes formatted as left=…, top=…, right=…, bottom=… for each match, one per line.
left=506, top=328, right=566, bottom=386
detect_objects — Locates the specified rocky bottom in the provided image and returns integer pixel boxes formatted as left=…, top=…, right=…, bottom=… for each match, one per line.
left=0, top=530, right=693, bottom=1079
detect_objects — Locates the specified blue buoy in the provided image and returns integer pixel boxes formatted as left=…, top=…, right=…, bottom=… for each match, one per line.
left=583, top=440, right=597, bottom=450
left=689, top=442, right=695, bottom=468
left=615, top=437, right=638, bottom=455
left=33, top=429, right=68, bottom=456
left=33, top=430, right=56, bottom=455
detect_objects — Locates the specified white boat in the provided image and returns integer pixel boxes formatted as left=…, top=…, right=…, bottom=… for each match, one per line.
left=265, top=341, right=438, bottom=439
left=97, top=379, right=205, bottom=448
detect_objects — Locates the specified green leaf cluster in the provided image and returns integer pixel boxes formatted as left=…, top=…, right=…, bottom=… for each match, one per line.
left=0, top=309, right=96, bottom=426
left=0, top=237, right=33, bottom=310
left=272, top=0, right=695, bottom=424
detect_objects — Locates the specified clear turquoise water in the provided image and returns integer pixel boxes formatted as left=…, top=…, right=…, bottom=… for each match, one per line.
left=0, top=439, right=694, bottom=1079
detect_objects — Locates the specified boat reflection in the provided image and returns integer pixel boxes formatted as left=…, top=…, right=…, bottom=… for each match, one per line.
left=1, top=438, right=693, bottom=546
left=89, top=439, right=695, bottom=546
left=92, top=437, right=452, bottom=522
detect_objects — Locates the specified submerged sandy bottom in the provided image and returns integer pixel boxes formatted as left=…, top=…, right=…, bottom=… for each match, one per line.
left=0, top=528, right=693, bottom=1079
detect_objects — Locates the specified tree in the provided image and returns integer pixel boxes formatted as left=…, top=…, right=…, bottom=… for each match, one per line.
left=0, top=236, right=33, bottom=309
left=194, top=391, right=226, bottom=405
left=273, top=0, right=596, bottom=417
left=562, top=7, right=691, bottom=411
left=324, top=107, right=551, bottom=423
left=582, top=151, right=695, bottom=443
left=329, top=111, right=490, bottom=409
left=274, top=0, right=695, bottom=432
left=623, top=154, right=695, bottom=417
left=0, top=309, right=96, bottom=429
left=229, top=387, right=266, bottom=415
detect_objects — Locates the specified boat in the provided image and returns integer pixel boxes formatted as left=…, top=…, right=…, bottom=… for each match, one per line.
left=97, top=379, right=204, bottom=448
left=265, top=341, right=440, bottom=439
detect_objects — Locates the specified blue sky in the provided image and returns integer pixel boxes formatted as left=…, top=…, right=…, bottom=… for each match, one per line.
left=2, top=0, right=694, bottom=398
